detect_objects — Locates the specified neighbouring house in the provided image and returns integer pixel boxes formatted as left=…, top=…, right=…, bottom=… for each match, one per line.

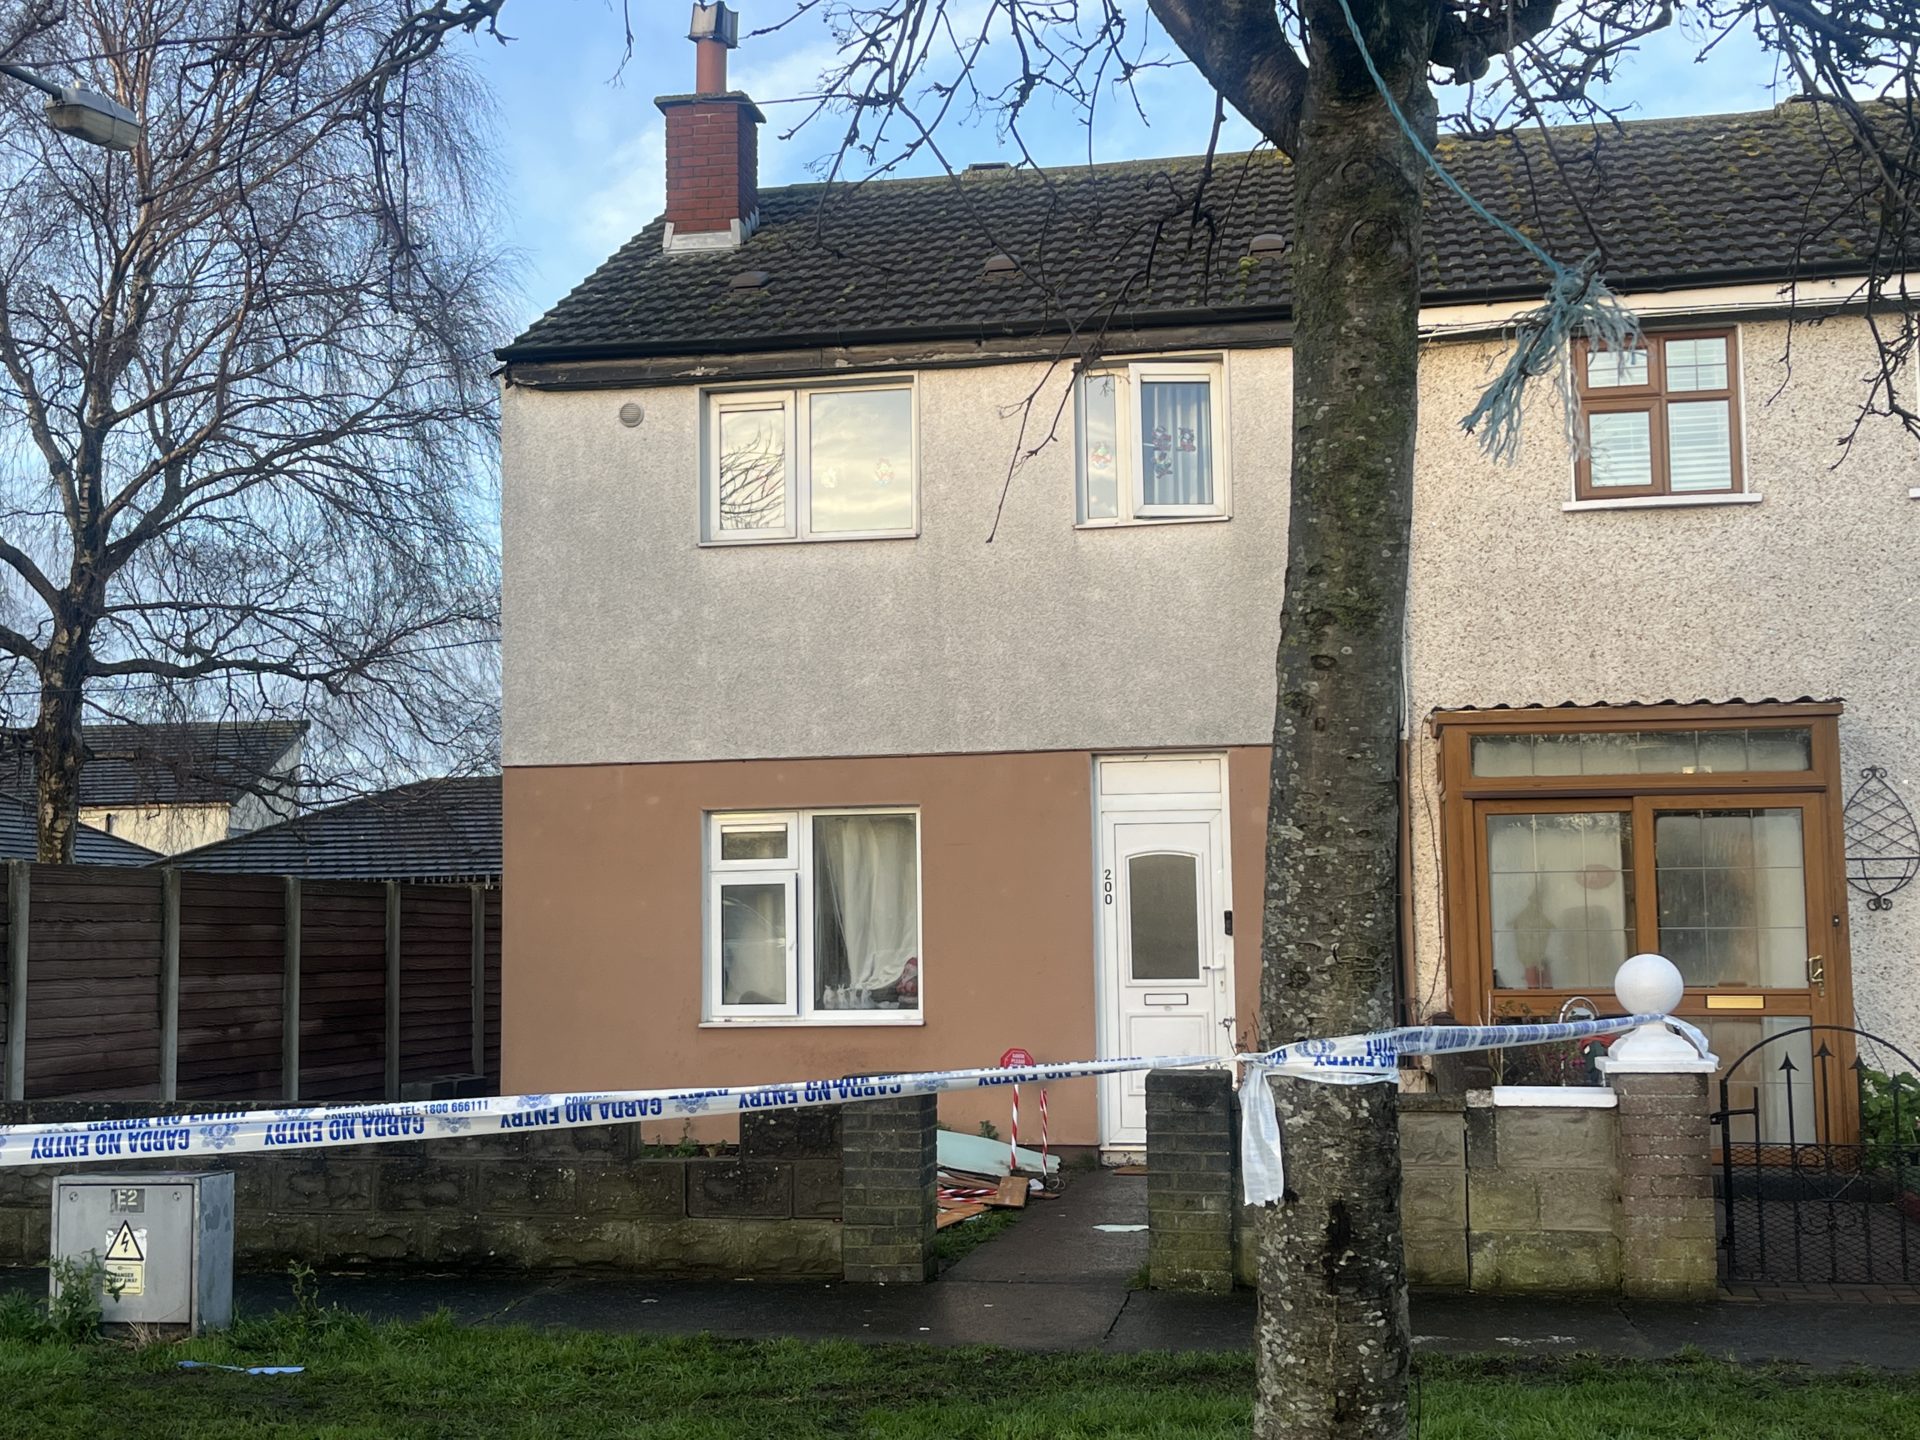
left=168, top=775, right=501, bottom=885
left=496, top=10, right=1918, bottom=1150
left=0, top=791, right=159, bottom=865
left=0, top=720, right=305, bottom=856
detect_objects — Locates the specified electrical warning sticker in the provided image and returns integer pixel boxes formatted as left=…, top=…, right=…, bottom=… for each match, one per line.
left=103, top=1221, right=146, bottom=1297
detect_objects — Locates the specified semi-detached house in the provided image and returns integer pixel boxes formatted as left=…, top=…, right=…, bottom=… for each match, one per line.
left=498, top=20, right=1919, bottom=1152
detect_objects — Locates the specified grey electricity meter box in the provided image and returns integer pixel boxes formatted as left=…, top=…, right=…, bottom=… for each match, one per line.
left=51, top=1172, right=233, bottom=1333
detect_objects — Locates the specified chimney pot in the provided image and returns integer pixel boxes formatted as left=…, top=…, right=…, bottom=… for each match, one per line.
left=690, top=3, right=738, bottom=93
left=688, top=2, right=740, bottom=45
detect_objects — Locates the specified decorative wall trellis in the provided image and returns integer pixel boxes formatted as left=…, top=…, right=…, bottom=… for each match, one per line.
left=1843, top=766, right=1920, bottom=911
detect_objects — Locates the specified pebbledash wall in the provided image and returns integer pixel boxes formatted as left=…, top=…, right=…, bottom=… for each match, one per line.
left=501, top=308, right=1920, bottom=1141
left=0, top=1102, right=936, bottom=1280
left=1402, top=314, right=1920, bottom=1053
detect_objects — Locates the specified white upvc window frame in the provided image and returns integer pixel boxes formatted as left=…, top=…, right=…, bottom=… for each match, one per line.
left=1075, top=358, right=1231, bottom=527
left=705, top=393, right=795, bottom=542
left=702, top=806, right=925, bottom=1027
left=702, top=379, right=920, bottom=545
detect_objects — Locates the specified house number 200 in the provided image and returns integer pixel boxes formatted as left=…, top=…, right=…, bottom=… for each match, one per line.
left=1102, top=869, right=1113, bottom=905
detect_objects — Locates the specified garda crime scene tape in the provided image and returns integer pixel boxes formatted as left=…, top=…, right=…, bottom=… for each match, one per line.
left=0, top=1015, right=1713, bottom=1209
left=0, top=1055, right=1214, bottom=1170
left=1232, top=1012, right=1714, bottom=1206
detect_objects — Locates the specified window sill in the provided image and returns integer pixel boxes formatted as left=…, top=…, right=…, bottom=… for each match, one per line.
left=1909, top=487, right=1920, bottom=500
left=698, top=531, right=920, bottom=548
left=700, top=1014, right=925, bottom=1029
left=1075, top=513, right=1232, bottom=531
left=1561, top=493, right=1762, bottom=513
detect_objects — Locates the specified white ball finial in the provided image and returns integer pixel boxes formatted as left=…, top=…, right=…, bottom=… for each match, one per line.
left=1614, top=952, right=1684, bottom=1017
left=1602, top=952, right=1715, bottom=1074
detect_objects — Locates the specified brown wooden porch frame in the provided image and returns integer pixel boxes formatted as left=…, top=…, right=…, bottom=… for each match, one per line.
left=1429, top=701, right=1857, bottom=1139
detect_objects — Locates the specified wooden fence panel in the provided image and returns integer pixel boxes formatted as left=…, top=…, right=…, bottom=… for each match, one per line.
left=397, top=885, right=475, bottom=1084
left=176, top=872, right=286, bottom=1101
left=0, top=866, right=12, bottom=1099
left=24, top=866, right=164, bottom=1099
left=298, top=882, right=389, bottom=1102
left=2, top=866, right=499, bottom=1103
left=484, top=888, right=501, bottom=1090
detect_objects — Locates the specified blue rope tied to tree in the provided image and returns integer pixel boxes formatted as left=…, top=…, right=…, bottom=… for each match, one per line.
left=1330, top=0, right=1641, bottom=462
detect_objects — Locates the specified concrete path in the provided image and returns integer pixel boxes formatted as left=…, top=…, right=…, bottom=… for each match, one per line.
left=7, top=1170, right=1920, bottom=1367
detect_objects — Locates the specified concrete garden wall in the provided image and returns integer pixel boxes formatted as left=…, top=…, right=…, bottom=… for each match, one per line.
left=1397, top=1092, right=1621, bottom=1291
left=0, top=1100, right=940, bottom=1282
left=1145, top=1069, right=1715, bottom=1299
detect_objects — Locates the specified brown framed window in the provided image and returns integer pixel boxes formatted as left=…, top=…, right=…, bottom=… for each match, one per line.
left=1574, top=328, right=1743, bottom=500
left=1433, top=703, right=1856, bottom=1143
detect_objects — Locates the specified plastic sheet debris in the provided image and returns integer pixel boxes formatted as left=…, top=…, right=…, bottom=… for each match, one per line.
left=178, top=1361, right=304, bottom=1376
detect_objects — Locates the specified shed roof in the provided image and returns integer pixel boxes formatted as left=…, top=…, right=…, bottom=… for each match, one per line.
left=167, top=776, right=500, bottom=883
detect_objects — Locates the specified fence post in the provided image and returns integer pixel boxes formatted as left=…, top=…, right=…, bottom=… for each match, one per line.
left=4, top=860, right=26, bottom=1102
left=159, top=868, right=180, bottom=1101
left=384, top=881, right=401, bottom=1101
left=281, top=876, right=301, bottom=1102
left=469, top=884, right=486, bottom=1079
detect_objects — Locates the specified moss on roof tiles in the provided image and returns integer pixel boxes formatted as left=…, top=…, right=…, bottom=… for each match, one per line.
left=502, top=103, right=1901, bottom=361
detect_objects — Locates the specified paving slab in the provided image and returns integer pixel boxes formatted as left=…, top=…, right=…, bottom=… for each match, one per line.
left=9, top=1161, right=1920, bottom=1371
left=1104, top=1288, right=1258, bottom=1353
left=944, top=1167, right=1146, bottom=1284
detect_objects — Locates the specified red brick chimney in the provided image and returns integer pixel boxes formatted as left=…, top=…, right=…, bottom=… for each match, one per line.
left=656, top=3, right=764, bottom=253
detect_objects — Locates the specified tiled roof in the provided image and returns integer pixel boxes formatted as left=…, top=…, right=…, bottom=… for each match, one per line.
left=0, top=792, right=160, bottom=866
left=167, top=776, right=500, bottom=883
left=0, top=721, right=305, bottom=809
left=501, top=102, right=1888, bottom=362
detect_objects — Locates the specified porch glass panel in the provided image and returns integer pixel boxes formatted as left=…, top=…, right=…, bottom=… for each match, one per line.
left=1486, top=811, right=1634, bottom=991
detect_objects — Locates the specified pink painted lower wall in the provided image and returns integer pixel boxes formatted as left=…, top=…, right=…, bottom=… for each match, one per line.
left=503, top=748, right=1270, bottom=1145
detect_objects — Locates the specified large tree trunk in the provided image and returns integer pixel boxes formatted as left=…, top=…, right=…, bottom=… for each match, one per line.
left=32, top=604, right=93, bottom=864
left=1252, top=13, right=1434, bottom=1440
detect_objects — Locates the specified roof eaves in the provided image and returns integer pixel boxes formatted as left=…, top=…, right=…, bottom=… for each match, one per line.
left=497, top=260, right=1886, bottom=369
left=499, top=302, right=1303, bottom=366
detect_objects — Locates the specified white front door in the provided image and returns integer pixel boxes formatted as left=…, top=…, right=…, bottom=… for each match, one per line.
left=1095, top=756, right=1235, bottom=1151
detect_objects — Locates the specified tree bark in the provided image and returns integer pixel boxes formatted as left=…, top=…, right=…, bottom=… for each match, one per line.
left=1253, top=8, right=1433, bottom=1438
left=32, top=600, right=93, bottom=865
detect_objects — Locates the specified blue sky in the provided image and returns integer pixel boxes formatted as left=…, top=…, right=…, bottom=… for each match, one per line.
left=465, top=5, right=1784, bottom=333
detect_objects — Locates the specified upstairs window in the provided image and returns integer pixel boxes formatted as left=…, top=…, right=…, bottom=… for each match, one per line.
left=1574, top=329, right=1743, bottom=500
left=1077, top=360, right=1229, bottom=525
left=704, top=382, right=917, bottom=542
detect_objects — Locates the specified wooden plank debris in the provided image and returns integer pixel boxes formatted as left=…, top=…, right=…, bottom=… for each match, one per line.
left=936, top=1203, right=988, bottom=1229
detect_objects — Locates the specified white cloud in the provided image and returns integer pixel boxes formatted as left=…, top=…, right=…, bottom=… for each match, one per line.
left=575, top=120, right=667, bottom=260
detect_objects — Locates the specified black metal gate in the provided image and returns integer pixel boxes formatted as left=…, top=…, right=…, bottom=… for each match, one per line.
left=1713, top=1024, right=1920, bottom=1284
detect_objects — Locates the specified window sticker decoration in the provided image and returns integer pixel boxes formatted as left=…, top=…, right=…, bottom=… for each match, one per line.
left=1844, top=766, right=1920, bottom=911
left=1152, top=426, right=1174, bottom=481
left=874, top=458, right=894, bottom=487
left=1088, top=441, right=1113, bottom=473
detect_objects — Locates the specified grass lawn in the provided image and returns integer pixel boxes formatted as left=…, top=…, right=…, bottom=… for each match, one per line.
left=1, top=1314, right=1917, bottom=1439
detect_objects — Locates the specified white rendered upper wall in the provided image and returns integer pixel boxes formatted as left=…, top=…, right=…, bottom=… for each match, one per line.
left=501, top=347, right=1295, bottom=768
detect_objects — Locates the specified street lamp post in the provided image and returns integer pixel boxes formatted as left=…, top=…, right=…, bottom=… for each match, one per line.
left=0, top=62, right=142, bottom=151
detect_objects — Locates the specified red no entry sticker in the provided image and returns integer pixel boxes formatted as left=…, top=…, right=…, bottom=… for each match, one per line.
left=1000, top=1047, right=1035, bottom=1068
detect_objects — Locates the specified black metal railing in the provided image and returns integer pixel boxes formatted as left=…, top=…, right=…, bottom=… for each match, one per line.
left=1713, top=1025, right=1920, bottom=1284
